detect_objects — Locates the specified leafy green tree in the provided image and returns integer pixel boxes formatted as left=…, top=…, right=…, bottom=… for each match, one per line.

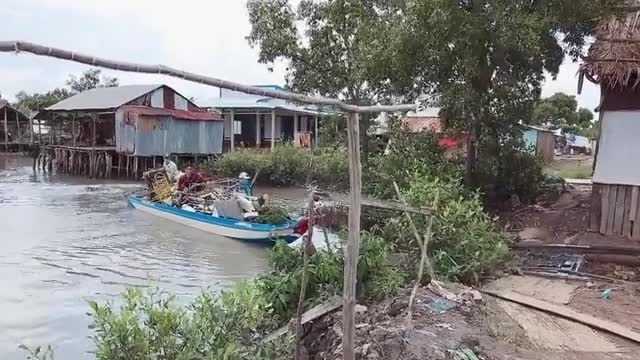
left=246, top=0, right=402, bottom=161
left=66, top=68, right=119, bottom=94
left=14, top=88, right=71, bottom=113
left=387, top=0, right=619, bottom=184
left=532, top=92, right=595, bottom=133
left=13, top=69, right=119, bottom=113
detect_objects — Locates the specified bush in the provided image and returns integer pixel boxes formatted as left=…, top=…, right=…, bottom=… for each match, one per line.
left=205, top=144, right=349, bottom=188
left=87, top=282, right=288, bottom=360
left=257, top=233, right=403, bottom=321
left=374, top=172, right=511, bottom=283
left=364, top=127, right=462, bottom=199
left=476, top=142, right=545, bottom=205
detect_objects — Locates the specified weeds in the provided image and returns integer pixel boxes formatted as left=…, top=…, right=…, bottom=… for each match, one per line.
left=205, top=144, right=349, bottom=188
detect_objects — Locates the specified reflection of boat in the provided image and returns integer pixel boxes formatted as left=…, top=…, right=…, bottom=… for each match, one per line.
left=127, top=195, right=298, bottom=243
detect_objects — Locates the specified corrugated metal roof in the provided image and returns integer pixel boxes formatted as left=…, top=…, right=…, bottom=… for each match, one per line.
left=404, top=116, right=442, bottom=132
left=203, top=97, right=321, bottom=115
left=45, top=84, right=162, bottom=111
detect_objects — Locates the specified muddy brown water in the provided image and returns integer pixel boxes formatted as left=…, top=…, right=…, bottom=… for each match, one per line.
left=0, top=154, right=307, bottom=360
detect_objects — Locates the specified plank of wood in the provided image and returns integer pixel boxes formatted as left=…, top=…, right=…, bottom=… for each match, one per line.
left=623, top=186, right=633, bottom=237
left=512, top=243, right=640, bottom=255
left=613, top=185, right=626, bottom=235
left=590, top=184, right=602, bottom=231
left=630, top=187, right=639, bottom=221
left=263, top=295, right=342, bottom=342
left=633, top=189, right=640, bottom=240
left=606, top=185, right=618, bottom=235
left=482, top=289, right=640, bottom=344
left=600, top=185, right=610, bottom=235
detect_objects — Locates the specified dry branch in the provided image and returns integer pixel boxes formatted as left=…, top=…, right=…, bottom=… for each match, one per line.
left=0, top=41, right=417, bottom=114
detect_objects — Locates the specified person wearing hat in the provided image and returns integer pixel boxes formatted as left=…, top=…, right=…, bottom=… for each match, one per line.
left=238, top=172, right=253, bottom=196
left=163, top=154, right=179, bottom=182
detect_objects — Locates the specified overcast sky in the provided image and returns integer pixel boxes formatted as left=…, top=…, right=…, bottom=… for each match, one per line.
left=0, top=0, right=600, bottom=111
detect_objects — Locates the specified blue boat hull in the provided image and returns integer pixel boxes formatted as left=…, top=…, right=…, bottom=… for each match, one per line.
left=127, top=196, right=297, bottom=244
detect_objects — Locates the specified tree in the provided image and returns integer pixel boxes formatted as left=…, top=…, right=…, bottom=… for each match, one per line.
left=66, top=68, right=119, bottom=94
left=246, top=0, right=403, bottom=161
left=14, top=88, right=71, bottom=113
left=13, top=69, right=119, bottom=113
left=385, top=0, right=619, bottom=184
left=532, top=92, right=595, bottom=133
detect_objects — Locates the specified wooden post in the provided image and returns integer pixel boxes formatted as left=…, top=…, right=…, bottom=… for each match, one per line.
left=294, top=192, right=316, bottom=360
left=271, top=110, right=276, bottom=151
left=29, top=114, right=34, bottom=145
left=294, top=113, right=299, bottom=145
left=314, top=115, right=318, bottom=148
left=343, top=112, right=362, bottom=360
left=38, top=118, right=42, bottom=145
left=91, top=114, right=97, bottom=177
left=15, top=109, right=20, bottom=144
left=256, top=113, right=261, bottom=148
left=230, top=109, right=235, bottom=152
left=72, top=114, right=76, bottom=147
left=4, top=106, right=8, bottom=152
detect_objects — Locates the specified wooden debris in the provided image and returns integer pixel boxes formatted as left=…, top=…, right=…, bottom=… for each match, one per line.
left=482, top=289, right=640, bottom=344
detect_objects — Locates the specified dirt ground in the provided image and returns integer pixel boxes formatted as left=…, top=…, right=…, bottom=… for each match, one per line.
left=301, top=280, right=640, bottom=360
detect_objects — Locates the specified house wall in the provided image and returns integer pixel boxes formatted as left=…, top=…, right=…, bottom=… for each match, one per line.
left=522, top=129, right=538, bottom=152
left=590, top=183, right=640, bottom=240
left=115, top=109, right=223, bottom=156
left=593, top=110, right=640, bottom=186
left=535, top=131, right=555, bottom=164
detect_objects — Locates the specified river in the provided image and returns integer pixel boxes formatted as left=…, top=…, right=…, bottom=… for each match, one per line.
left=0, top=154, right=294, bottom=359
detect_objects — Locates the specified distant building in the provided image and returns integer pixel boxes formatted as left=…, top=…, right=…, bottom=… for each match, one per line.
left=522, top=125, right=555, bottom=163
left=37, top=84, right=223, bottom=178
left=1, top=100, right=31, bottom=151
left=202, top=85, right=322, bottom=151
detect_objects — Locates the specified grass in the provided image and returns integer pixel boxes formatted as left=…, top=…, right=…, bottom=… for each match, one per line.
left=544, top=158, right=593, bottom=180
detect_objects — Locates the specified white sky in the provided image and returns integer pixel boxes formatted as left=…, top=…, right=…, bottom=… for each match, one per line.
left=0, top=0, right=601, bottom=110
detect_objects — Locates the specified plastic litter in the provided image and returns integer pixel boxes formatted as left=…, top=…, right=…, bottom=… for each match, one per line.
left=600, top=288, right=612, bottom=299
left=429, top=299, right=453, bottom=313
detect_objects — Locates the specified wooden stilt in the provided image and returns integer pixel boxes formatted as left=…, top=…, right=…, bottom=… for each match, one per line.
left=4, top=107, right=8, bottom=152
left=126, top=155, right=130, bottom=178
left=153, top=156, right=156, bottom=169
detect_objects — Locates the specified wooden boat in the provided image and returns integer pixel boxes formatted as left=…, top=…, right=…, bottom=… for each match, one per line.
left=127, top=195, right=298, bottom=243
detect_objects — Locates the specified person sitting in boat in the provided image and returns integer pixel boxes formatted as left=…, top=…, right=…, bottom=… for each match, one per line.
left=238, top=172, right=253, bottom=196
left=178, top=166, right=208, bottom=192
left=163, top=154, right=179, bottom=182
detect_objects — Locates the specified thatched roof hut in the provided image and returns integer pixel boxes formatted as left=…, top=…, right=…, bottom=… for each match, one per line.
left=580, top=5, right=640, bottom=90
left=580, top=3, right=640, bottom=241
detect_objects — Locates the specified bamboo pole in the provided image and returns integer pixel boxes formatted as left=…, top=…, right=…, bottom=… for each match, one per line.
left=343, top=112, right=362, bottom=360
left=0, top=41, right=416, bottom=114
left=294, top=192, right=316, bottom=360
left=38, top=118, right=42, bottom=144
left=314, top=116, right=318, bottom=148
left=294, top=113, right=299, bottom=146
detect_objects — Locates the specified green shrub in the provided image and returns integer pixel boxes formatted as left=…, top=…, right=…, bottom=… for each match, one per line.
left=364, top=127, right=462, bottom=199
left=205, top=144, right=349, bottom=188
left=476, top=142, right=545, bottom=204
left=87, top=283, right=289, bottom=360
left=257, top=233, right=403, bottom=321
left=383, top=173, right=511, bottom=282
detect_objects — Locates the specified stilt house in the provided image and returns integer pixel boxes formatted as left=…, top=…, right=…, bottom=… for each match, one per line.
left=36, top=84, right=224, bottom=178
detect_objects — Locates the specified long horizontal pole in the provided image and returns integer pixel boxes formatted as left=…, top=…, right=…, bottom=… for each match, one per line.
left=0, top=41, right=417, bottom=114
